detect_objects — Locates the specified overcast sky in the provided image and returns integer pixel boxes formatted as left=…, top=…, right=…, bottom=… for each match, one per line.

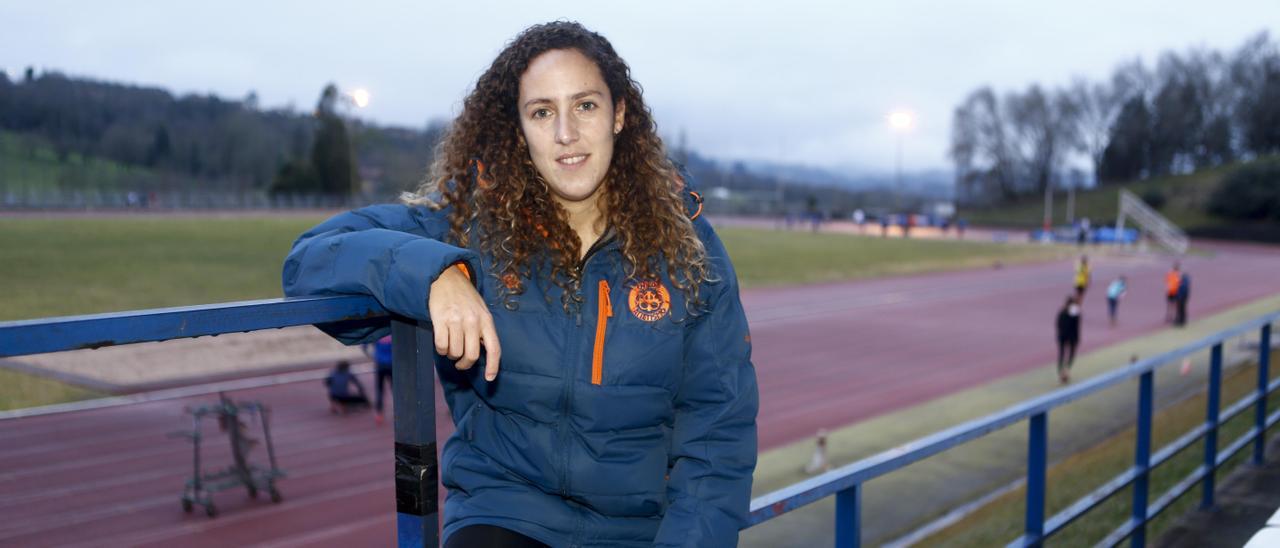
left=2, top=1, right=1276, bottom=173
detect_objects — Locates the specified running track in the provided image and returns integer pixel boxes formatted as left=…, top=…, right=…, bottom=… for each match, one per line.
left=3, top=241, right=1278, bottom=547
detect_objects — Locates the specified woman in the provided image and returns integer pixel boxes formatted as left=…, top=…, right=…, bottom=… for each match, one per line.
left=1055, top=295, right=1082, bottom=383
left=283, top=21, right=758, bottom=548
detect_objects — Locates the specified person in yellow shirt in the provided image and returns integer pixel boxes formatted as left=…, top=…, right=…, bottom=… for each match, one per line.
left=1073, top=255, right=1091, bottom=299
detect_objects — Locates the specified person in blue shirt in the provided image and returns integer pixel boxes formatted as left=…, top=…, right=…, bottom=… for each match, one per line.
left=324, top=360, right=370, bottom=413
left=362, top=334, right=393, bottom=425
left=1106, top=275, right=1127, bottom=326
left=284, top=21, right=757, bottom=548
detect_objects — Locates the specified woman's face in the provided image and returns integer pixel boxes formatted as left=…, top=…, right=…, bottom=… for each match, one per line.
left=517, top=48, right=625, bottom=206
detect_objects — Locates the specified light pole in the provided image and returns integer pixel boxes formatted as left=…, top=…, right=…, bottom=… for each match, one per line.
left=340, top=87, right=371, bottom=199
left=887, top=109, right=916, bottom=212
left=341, top=87, right=372, bottom=112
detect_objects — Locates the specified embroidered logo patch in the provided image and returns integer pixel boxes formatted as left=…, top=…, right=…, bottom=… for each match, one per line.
left=628, top=280, right=671, bottom=322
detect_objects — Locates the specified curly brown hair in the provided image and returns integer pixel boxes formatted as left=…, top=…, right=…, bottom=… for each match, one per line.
left=408, top=21, right=711, bottom=312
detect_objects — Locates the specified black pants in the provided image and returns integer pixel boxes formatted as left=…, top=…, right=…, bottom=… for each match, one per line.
left=1175, top=297, right=1188, bottom=326
left=1057, top=338, right=1078, bottom=370
left=445, top=525, right=547, bottom=548
left=374, top=366, right=392, bottom=413
left=330, top=394, right=369, bottom=409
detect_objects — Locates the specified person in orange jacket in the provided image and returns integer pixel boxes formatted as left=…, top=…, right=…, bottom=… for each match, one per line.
left=1165, top=261, right=1182, bottom=323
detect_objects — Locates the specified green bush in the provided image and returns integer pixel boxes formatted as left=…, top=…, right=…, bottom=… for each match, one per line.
left=1141, top=188, right=1167, bottom=210
left=1208, top=158, right=1280, bottom=221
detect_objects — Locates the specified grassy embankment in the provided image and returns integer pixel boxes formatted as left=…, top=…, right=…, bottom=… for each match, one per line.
left=960, top=159, right=1280, bottom=243
left=0, top=216, right=1063, bottom=409
left=916, top=350, right=1280, bottom=546
left=0, top=130, right=181, bottom=192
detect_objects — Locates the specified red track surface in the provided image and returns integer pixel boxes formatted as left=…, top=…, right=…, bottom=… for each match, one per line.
left=3, top=242, right=1278, bottom=547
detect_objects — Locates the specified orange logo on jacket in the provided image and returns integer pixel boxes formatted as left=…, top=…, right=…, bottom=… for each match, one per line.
left=628, top=280, right=671, bottom=322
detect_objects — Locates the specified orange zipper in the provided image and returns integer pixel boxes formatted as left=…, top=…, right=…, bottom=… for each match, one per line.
left=592, top=280, right=612, bottom=385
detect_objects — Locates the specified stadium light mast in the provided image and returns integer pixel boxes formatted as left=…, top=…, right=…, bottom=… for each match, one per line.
left=887, top=109, right=916, bottom=210
left=346, top=88, right=371, bottom=109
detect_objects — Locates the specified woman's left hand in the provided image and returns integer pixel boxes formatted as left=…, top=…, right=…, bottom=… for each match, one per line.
left=429, top=266, right=502, bottom=381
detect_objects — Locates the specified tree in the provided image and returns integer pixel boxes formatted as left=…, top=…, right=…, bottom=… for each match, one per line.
left=311, top=83, right=357, bottom=196
left=950, top=87, right=1019, bottom=202
left=1144, top=48, right=1237, bottom=174
left=1004, top=85, right=1080, bottom=195
left=1098, top=96, right=1151, bottom=183
left=146, top=125, right=171, bottom=167
left=1208, top=158, right=1280, bottom=221
left=1149, top=77, right=1201, bottom=175
left=1232, top=32, right=1280, bottom=155
left=1068, top=78, right=1122, bottom=184
left=1110, top=58, right=1154, bottom=107
left=1240, top=69, right=1280, bottom=154
left=270, top=159, right=319, bottom=195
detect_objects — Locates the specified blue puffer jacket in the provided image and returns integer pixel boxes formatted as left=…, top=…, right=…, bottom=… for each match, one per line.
left=282, top=192, right=758, bottom=547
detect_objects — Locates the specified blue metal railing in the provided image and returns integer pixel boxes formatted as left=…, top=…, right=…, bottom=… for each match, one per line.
left=0, top=296, right=441, bottom=547
left=746, top=311, right=1279, bottom=547
left=1, top=299, right=1277, bottom=547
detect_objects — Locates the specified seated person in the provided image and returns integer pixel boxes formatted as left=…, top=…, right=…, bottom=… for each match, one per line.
left=324, top=360, right=370, bottom=413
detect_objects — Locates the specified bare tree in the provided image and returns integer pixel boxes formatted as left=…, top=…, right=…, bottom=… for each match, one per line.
left=950, top=87, right=1019, bottom=201
left=1147, top=48, right=1236, bottom=174
left=1068, top=78, right=1121, bottom=184
left=951, top=31, right=1277, bottom=201
left=1110, top=57, right=1154, bottom=106
left=1004, top=85, right=1081, bottom=195
left=1231, top=31, right=1280, bottom=155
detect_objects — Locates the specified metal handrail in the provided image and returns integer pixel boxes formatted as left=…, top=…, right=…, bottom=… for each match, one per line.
left=748, top=310, right=1277, bottom=547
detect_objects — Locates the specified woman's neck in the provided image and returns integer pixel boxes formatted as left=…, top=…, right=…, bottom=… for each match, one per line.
left=556, top=191, right=607, bottom=260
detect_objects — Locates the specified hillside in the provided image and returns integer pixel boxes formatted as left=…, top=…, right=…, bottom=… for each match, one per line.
left=0, top=70, right=879, bottom=211
left=959, top=159, right=1280, bottom=243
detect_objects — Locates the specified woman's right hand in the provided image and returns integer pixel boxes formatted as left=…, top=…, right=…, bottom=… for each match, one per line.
left=428, top=266, right=501, bottom=381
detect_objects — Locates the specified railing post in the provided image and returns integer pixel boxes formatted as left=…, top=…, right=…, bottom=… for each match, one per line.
left=834, top=484, right=861, bottom=548
left=1131, top=370, right=1154, bottom=548
left=1201, top=343, right=1222, bottom=510
left=1025, top=412, right=1048, bottom=546
left=1257, top=324, right=1272, bottom=465
left=392, top=320, right=439, bottom=548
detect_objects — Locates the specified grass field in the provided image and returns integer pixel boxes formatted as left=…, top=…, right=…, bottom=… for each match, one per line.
left=0, top=215, right=328, bottom=321
left=917, top=351, right=1280, bottom=546
left=718, top=228, right=1065, bottom=288
left=0, top=368, right=103, bottom=410
left=0, top=214, right=1064, bottom=410
left=0, top=215, right=1066, bottom=322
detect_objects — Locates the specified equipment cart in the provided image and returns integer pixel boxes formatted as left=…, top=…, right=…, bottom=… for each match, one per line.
left=170, top=392, right=285, bottom=517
